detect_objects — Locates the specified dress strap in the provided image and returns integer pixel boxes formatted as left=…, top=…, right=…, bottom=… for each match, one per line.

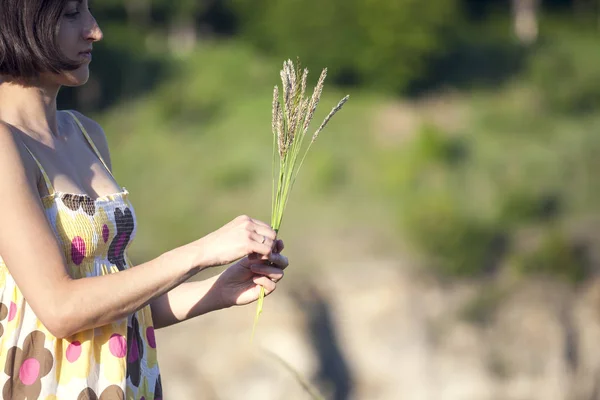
left=64, top=110, right=115, bottom=180
left=20, top=143, right=56, bottom=196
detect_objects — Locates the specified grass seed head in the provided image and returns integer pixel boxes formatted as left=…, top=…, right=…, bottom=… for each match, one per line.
left=272, top=85, right=279, bottom=138
left=284, top=60, right=298, bottom=123
left=304, top=68, right=327, bottom=133
left=281, top=65, right=291, bottom=121
left=311, top=95, right=350, bottom=143
left=300, top=68, right=308, bottom=104
left=277, top=97, right=285, bottom=158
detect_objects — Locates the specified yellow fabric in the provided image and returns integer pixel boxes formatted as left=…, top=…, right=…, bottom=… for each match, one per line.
left=0, top=112, right=162, bottom=399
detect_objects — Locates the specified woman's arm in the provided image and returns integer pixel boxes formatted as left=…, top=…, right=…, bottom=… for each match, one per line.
left=150, top=247, right=288, bottom=329
left=74, top=112, right=217, bottom=329
left=149, top=276, right=222, bottom=329
left=0, top=124, right=277, bottom=339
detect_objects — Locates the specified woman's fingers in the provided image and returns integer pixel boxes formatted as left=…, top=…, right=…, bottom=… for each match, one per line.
left=274, top=239, right=284, bottom=253
left=246, top=223, right=277, bottom=261
left=248, top=217, right=273, bottom=230
left=248, top=250, right=288, bottom=269
left=248, top=238, right=273, bottom=258
left=251, top=265, right=285, bottom=282
left=268, top=252, right=288, bottom=269
left=248, top=231, right=274, bottom=252
left=252, top=225, right=277, bottom=241
left=253, top=275, right=277, bottom=293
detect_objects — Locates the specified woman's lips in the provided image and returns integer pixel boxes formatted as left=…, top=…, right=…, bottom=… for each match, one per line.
left=79, top=51, right=92, bottom=61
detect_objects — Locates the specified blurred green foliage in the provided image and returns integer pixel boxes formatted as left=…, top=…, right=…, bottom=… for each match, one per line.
left=55, top=1, right=600, bottom=283
left=377, top=125, right=504, bottom=277
left=509, top=230, right=588, bottom=283
left=230, top=0, right=460, bottom=92
left=529, top=29, right=600, bottom=114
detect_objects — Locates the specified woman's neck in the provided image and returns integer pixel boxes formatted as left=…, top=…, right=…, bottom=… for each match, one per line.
left=0, top=77, right=61, bottom=140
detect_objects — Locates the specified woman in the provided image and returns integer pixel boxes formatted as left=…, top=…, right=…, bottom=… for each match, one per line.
left=0, top=0, right=289, bottom=398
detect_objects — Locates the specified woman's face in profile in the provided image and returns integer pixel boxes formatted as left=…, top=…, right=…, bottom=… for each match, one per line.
left=46, top=0, right=103, bottom=87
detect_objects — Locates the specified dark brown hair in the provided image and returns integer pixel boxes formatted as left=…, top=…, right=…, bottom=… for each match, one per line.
left=0, top=0, right=81, bottom=79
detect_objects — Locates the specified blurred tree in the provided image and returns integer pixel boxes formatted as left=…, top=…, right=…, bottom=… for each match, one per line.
left=123, top=0, right=151, bottom=28
left=511, top=0, right=540, bottom=44
left=462, top=0, right=507, bottom=18
left=151, top=0, right=208, bottom=53
left=528, top=30, right=600, bottom=113
left=229, top=0, right=460, bottom=93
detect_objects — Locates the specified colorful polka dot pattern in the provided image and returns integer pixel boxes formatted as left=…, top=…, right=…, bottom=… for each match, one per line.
left=0, top=190, right=161, bottom=399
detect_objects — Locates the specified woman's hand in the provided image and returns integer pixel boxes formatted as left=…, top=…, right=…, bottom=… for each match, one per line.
left=214, top=239, right=289, bottom=308
left=193, top=215, right=277, bottom=269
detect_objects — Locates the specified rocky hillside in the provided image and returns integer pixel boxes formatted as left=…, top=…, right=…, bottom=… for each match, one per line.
left=155, top=259, right=600, bottom=400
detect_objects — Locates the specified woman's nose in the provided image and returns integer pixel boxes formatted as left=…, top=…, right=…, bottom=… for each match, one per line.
left=83, top=15, right=103, bottom=42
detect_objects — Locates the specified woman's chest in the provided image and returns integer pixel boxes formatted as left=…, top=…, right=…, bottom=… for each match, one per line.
left=30, top=139, right=121, bottom=200
left=43, top=192, right=137, bottom=275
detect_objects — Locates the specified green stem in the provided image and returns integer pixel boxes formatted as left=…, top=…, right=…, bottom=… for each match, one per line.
left=251, top=287, right=266, bottom=343
left=251, top=225, right=280, bottom=342
left=271, top=130, right=277, bottom=223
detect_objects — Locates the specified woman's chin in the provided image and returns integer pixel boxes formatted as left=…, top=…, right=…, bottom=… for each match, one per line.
left=61, top=69, right=90, bottom=87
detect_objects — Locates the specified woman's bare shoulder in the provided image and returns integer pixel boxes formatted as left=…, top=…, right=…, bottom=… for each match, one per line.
left=64, top=110, right=113, bottom=171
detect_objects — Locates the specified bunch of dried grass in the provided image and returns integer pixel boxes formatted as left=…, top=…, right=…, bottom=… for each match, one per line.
left=253, top=59, right=349, bottom=338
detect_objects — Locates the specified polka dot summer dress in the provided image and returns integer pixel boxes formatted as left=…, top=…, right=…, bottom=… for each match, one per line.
left=0, top=111, right=162, bottom=399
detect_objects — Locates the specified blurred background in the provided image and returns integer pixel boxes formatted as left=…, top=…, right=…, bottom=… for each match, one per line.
left=58, top=0, right=600, bottom=399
